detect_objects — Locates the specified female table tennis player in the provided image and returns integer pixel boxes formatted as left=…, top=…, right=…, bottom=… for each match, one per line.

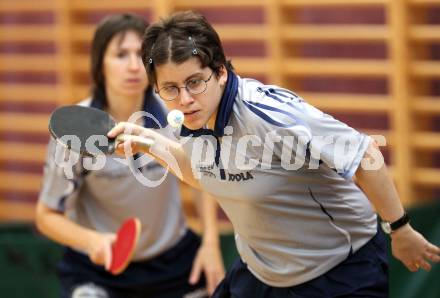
left=36, top=13, right=224, bottom=298
left=108, top=11, right=440, bottom=298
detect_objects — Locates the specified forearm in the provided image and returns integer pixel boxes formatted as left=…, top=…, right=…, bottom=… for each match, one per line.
left=148, top=132, right=201, bottom=189
left=200, top=193, right=221, bottom=245
left=193, top=190, right=220, bottom=244
left=355, top=142, right=405, bottom=222
left=35, top=201, right=97, bottom=253
left=114, top=125, right=201, bottom=189
left=189, top=191, right=225, bottom=293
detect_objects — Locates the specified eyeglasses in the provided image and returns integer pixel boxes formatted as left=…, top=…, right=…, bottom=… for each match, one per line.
left=156, top=71, right=214, bottom=101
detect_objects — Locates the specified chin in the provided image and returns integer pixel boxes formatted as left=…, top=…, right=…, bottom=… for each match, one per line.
left=121, top=85, right=147, bottom=94
left=125, top=89, right=145, bottom=96
left=184, top=120, right=204, bottom=130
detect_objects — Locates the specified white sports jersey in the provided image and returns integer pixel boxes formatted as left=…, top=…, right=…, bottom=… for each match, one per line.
left=180, top=72, right=377, bottom=287
left=39, top=92, right=187, bottom=260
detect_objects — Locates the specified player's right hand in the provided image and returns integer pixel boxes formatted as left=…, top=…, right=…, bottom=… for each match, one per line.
left=87, top=232, right=117, bottom=270
left=108, top=122, right=154, bottom=156
left=108, top=121, right=145, bottom=137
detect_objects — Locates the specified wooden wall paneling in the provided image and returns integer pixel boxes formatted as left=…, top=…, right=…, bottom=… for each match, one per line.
left=387, top=0, right=413, bottom=204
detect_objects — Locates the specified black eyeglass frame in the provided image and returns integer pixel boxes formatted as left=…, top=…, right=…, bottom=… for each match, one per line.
left=155, top=71, right=215, bottom=102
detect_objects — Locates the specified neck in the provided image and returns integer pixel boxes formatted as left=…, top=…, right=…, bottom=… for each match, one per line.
left=106, top=91, right=144, bottom=122
left=206, top=81, right=227, bottom=131
left=206, top=110, right=217, bottom=130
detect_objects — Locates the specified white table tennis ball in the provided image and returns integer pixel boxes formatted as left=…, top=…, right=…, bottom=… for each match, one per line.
left=167, top=109, right=184, bottom=128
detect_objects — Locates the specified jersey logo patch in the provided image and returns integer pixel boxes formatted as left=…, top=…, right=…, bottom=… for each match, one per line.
left=228, top=171, right=254, bottom=182
left=197, top=163, right=216, bottom=178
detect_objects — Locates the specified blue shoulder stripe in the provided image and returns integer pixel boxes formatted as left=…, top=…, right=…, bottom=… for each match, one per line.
left=243, top=101, right=293, bottom=128
left=267, top=87, right=300, bottom=100
left=258, top=88, right=284, bottom=104
left=256, top=87, right=305, bottom=114
left=243, top=100, right=308, bottom=129
left=258, top=87, right=300, bottom=101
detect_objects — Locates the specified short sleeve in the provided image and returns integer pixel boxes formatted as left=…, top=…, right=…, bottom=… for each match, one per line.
left=38, top=138, right=84, bottom=211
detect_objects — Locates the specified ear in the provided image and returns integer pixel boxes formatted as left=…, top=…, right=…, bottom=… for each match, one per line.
left=218, top=65, right=228, bottom=86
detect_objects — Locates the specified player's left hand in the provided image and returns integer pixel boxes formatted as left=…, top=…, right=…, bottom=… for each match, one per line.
left=189, top=242, right=225, bottom=295
left=86, top=232, right=117, bottom=270
left=391, top=224, right=440, bottom=272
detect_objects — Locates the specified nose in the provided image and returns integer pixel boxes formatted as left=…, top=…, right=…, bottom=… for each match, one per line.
left=178, top=88, right=195, bottom=106
left=128, top=54, right=141, bottom=71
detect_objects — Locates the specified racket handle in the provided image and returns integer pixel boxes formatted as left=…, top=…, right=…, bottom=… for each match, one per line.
left=116, top=134, right=155, bottom=151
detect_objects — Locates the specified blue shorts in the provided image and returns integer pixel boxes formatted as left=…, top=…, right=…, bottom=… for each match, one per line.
left=57, top=230, right=207, bottom=298
left=213, top=228, right=389, bottom=298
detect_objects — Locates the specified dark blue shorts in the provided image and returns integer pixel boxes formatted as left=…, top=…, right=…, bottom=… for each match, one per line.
left=213, top=228, right=389, bottom=298
left=57, top=230, right=207, bottom=298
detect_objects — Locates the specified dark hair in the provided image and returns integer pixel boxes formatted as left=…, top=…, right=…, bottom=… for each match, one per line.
left=141, top=11, right=233, bottom=86
left=91, top=14, right=148, bottom=107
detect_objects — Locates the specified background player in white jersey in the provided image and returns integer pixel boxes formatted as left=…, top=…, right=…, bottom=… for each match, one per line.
left=36, top=14, right=224, bottom=298
left=108, top=11, right=440, bottom=298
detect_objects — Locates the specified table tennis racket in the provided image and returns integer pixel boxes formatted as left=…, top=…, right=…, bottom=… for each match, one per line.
left=49, top=105, right=154, bottom=156
left=109, top=217, right=141, bottom=275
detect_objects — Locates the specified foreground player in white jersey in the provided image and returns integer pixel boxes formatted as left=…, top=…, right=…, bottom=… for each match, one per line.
left=108, top=11, right=440, bottom=297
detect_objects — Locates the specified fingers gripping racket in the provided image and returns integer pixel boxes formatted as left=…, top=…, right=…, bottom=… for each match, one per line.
left=109, top=217, right=141, bottom=275
left=49, top=105, right=154, bottom=156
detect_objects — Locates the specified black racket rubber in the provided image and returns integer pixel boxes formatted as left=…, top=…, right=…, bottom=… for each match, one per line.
left=49, top=105, right=117, bottom=156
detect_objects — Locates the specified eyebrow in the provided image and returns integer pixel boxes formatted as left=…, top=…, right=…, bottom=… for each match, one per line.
left=161, top=72, right=205, bottom=86
left=114, top=47, right=141, bottom=54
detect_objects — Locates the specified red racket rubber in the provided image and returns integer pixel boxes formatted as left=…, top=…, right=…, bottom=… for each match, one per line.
left=109, top=217, right=141, bottom=275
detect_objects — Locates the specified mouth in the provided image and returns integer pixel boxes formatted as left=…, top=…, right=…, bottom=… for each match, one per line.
left=125, top=78, right=142, bottom=84
left=183, top=110, right=201, bottom=122
left=184, top=110, right=200, bottom=116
